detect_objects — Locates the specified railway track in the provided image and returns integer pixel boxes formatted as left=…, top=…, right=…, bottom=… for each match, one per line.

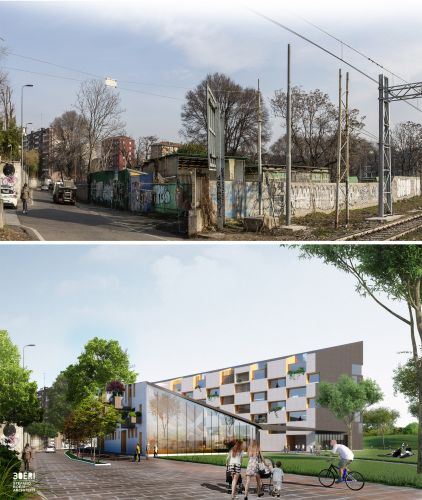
left=337, top=212, right=422, bottom=241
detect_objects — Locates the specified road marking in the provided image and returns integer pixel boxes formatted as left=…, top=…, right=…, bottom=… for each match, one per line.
left=20, top=224, right=45, bottom=241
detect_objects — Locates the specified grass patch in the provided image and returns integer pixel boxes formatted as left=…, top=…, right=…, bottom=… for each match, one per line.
left=161, top=453, right=422, bottom=489
left=354, top=448, right=417, bottom=464
left=65, top=450, right=107, bottom=465
left=364, top=434, right=418, bottom=450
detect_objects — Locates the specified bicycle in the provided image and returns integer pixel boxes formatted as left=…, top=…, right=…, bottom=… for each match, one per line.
left=318, top=459, right=365, bottom=491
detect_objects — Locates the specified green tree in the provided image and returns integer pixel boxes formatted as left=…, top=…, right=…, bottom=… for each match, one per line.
left=44, top=370, right=74, bottom=432
left=71, top=395, right=120, bottom=462
left=393, top=358, right=419, bottom=418
left=67, top=337, right=137, bottom=404
left=25, top=421, right=58, bottom=439
left=0, top=331, right=42, bottom=427
left=177, top=143, right=207, bottom=156
left=317, top=375, right=383, bottom=449
left=24, top=149, right=39, bottom=179
left=0, top=120, right=20, bottom=161
left=403, top=422, right=419, bottom=435
left=298, top=244, right=422, bottom=472
left=362, top=407, right=400, bottom=448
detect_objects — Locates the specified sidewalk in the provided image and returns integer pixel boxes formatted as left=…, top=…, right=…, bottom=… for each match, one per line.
left=4, top=209, right=44, bottom=241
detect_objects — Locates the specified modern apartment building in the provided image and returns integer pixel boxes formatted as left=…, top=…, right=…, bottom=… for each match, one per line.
left=25, top=127, right=55, bottom=177
left=103, top=381, right=260, bottom=457
left=102, top=136, right=136, bottom=171
left=155, top=341, right=364, bottom=451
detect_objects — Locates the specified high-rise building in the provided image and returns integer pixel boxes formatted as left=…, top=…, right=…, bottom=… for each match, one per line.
left=102, top=136, right=136, bottom=171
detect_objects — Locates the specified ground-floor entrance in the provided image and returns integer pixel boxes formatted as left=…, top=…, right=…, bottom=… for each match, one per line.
left=286, top=434, right=306, bottom=451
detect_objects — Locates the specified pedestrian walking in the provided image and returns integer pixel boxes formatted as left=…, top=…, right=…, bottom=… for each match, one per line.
left=20, top=183, right=31, bottom=214
left=22, top=444, right=32, bottom=472
left=226, top=439, right=244, bottom=499
left=153, top=444, right=158, bottom=457
left=134, top=443, right=141, bottom=463
left=270, top=461, right=284, bottom=497
left=244, top=440, right=263, bottom=499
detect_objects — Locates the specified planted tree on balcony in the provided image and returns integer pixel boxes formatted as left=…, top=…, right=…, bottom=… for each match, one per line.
left=106, top=380, right=125, bottom=396
left=287, top=367, right=305, bottom=379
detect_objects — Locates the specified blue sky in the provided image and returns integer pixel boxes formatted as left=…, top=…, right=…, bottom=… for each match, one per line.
left=0, top=243, right=415, bottom=426
left=1, top=0, right=422, bottom=145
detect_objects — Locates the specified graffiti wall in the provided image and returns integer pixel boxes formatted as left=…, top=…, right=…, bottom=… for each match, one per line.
left=0, top=162, right=22, bottom=196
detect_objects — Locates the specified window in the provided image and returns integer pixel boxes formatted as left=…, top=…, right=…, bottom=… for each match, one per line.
left=308, top=398, right=316, bottom=408
left=221, top=396, right=234, bottom=405
left=269, top=378, right=286, bottom=389
left=236, top=372, right=249, bottom=383
left=308, top=373, right=320, bottom=383
left=207, top=388, right=220, bottom=400
left=352, top=364, right=362, bottom=376
left=288, top=411, right=306, bottom=422
left=269, top=401, right=286, bottom=411
left=235, top=404, right=250, bottom=414
left=184, top=391, right=193, bottom=398
left=173, top=383, right=181, bottom=392
left=288, top=387, right=306, bottom=398
left=252, top=368, right=266, bottom=380
left=221, top=370, right=234, bottom=385
left=195, top=376, right=206, bottom=389
left=235, top=383, right=250, bottom=393
left=252, top=414, right=267, bottom=424
left=252, top=392, right=267, bottom=401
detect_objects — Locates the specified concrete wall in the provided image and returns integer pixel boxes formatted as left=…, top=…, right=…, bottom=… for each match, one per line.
left=208, top=176, right=420, bottom=219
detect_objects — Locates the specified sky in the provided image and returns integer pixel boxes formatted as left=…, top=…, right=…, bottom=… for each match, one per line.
left=0, top=243, right=416, bottom=426
left=1, top=0, right=422, bottom=146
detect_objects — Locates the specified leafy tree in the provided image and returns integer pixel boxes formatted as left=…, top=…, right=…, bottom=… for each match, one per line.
left=393, top=358, right=419, bottom=418
left=44, top=370, right=74, bottom=432
left=298, top=245, right=422, bottom=472
left=76, top=80, right=125, bottom=174
left=71, top=395, right=121, bottom=461
left=0, top=119, right=20, bottom=161
left=317, top=375, right=383, bottom=449
left=25, top=421, right=58, bottom=439
left=271, top=87, right=365, bottom=178
left=67, top=337, right=137, bottom=404
left=403, top=422, right=418, bottom=435
left=177, top=143, right=207, bottom=156
left=0, top=331, right=42, bottom=427
left=24, top=149, right=39, bottom=179
left=181, top=72, right=270, bottom=157
left=362, top=407, right=400, bottom=448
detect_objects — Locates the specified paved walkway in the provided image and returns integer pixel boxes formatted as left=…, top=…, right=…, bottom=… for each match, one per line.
left=33, top=451, right=422, bottom=499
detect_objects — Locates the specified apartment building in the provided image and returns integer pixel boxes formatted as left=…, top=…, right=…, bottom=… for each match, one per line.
left=25, top=127, right=55, bottom=176
left=150, top=141, right=181, bottom=159
left=102, top=136, right=136, bottom=171
left=103, top=381, right=260, bottom=457
left=155, top=342, right=364, bottom=451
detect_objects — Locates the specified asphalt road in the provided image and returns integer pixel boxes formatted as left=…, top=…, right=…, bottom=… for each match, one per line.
left=16, top=191, right=183, bottom=241
left=31, top=451, right=422, bottom=500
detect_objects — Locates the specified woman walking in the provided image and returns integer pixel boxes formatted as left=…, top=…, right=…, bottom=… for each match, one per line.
left=244, top=440, right=263, bottom=499
left=226, top=439, right=244, bottom=499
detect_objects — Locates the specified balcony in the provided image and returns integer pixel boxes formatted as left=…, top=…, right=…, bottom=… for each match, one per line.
left=222, top=374, right=235, bottom=385
left=235, top=372, right=249, bottom=384
left=121, top=415, right=136, bottom=429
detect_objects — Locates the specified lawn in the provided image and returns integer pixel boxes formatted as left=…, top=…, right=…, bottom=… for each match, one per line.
left=364, top=434, right=418, bottom=450
left=162, top=452, right=422, bottom=489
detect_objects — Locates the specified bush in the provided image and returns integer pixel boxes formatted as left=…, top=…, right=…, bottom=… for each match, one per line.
left=0, top=445, right=22, bottom=499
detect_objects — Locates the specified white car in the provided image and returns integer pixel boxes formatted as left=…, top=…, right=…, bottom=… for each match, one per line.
left=45, top=445, right=56, bottom=453
left=0, top=186, right=18, bottom=209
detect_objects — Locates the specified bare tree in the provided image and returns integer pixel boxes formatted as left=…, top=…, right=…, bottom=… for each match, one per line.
left=137, top=135, right=158, bottom=164
left=392, top=121, right=422, bottom=176
left=181, top=73, right=270, bottom=157
left=271, top=86, right=365, bottom=179
left=75, top=80, right=125, bottom=174
left=51, top=111, right=86, bottom=180
left=0, top=71, right=15, bottom=130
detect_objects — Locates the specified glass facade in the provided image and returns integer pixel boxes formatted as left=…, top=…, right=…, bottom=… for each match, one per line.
left=147, top=385, right=257, bottom=455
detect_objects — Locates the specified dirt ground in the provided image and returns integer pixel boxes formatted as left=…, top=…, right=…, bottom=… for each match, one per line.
left=195, top=196, right=422, bottom=241
left=0, top=225, right=35, bottom=241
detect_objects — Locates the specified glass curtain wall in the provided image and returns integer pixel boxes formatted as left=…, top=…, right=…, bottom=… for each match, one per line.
left=147, top=385, right=257, bottom=455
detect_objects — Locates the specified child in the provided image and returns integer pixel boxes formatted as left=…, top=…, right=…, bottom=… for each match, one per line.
left=271, top=461, right=284, bottom=497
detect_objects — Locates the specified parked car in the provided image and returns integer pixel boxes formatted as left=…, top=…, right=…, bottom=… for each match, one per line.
left=41, top=184, right=49, bottom=191
left=0, top=186, right=18, bottom=209
left=45, top=445, right=56, bottom=453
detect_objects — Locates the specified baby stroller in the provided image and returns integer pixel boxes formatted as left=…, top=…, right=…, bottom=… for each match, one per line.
left=226, top=466, right=244, bottom=495
left=258, top=457, right=275, bottom=495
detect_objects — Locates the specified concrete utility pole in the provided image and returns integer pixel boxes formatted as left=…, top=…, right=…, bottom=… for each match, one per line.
left=257, top=79, right=263, bottom=216
left=286, top=44, right=292, bottom=226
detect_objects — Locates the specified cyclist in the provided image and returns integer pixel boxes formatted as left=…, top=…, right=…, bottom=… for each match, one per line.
left=330, top=439, right=354, bottom=483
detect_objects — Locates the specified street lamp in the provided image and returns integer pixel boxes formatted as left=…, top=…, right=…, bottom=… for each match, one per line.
left=21, top=84, right=34, bottom=185
left=22, top=343, right=36, bottom=369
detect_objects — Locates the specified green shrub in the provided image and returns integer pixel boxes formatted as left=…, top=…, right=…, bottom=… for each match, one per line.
left=0, top=445, right=22, bottom=499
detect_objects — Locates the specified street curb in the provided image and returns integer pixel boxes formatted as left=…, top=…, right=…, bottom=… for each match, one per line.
left=20, top=224, right=45, bottom=241
left=64, top=451, right=111, bottom=466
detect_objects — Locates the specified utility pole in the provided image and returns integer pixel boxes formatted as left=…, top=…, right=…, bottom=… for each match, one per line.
left=335, top=70, right=350, bottom=229
left=257, top=79, right=263, bottom=216
left=286, top=44, right=292, bottom=226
